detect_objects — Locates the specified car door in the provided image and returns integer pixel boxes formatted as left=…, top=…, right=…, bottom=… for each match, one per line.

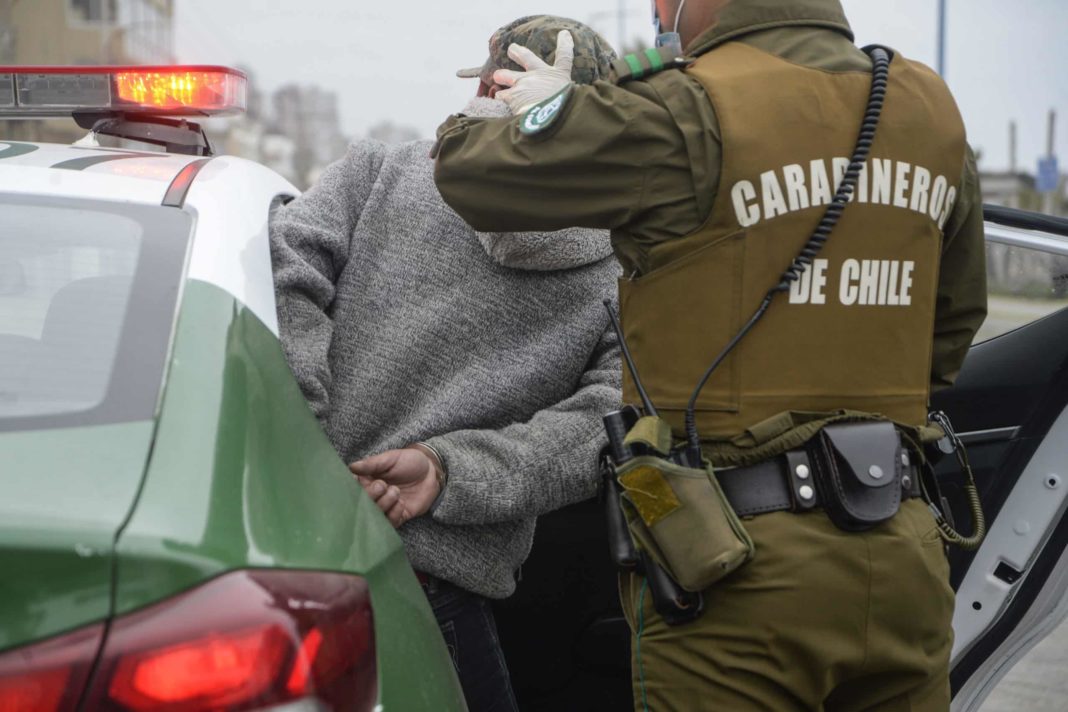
left=494, top=205, right=1068, bottom=712
left=942, top=206, right=1068, bottom=711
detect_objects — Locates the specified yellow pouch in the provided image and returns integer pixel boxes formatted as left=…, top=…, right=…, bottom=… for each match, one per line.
left=617, top=455, right=754, bottom=592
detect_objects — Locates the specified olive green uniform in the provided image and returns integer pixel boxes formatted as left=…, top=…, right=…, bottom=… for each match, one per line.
left=433, top=1, right=985, bottom=709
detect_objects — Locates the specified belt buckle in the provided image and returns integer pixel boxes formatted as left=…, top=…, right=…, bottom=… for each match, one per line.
left=785, top=450, right=819, bottom=512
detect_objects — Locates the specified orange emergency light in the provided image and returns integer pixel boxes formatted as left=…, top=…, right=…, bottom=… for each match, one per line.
left=0, top=65, right=247, bottom=117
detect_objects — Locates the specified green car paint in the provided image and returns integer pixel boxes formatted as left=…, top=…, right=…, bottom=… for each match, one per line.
left=0, top=421, right=155, bottom=652
left=114, top=280, right=466, bottom=711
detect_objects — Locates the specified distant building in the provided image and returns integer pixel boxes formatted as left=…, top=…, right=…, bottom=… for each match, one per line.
left=7, top=0, right=173, bottom=65
left=272, top=84, right=348, bottom=189
left=3, top=2, right=358, bottom=190
left=980, top=170, right=1066, bottom=216
left=240, top=66, right=266, bottom=124
left=981, top=172, right=1038, bottom=210
left=3, top=0, right=174, bottom=143
left=259, top=133, right=298, bottom=187
left=367, top=121, right=421, bottom=145
left=200, top=71, right=349, bottom=189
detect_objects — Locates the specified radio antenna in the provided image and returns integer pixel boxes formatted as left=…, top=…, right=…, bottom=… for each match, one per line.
left=603, top=299, right=658, bottom=417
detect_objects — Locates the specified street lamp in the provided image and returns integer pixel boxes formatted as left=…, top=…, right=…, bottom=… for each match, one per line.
left=937, top=0, right=947, bottom=77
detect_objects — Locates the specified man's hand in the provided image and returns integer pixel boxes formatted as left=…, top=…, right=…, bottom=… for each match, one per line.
left=350, top=448, right=441, bottom=527
left=494, top=30, right=575, bottom=115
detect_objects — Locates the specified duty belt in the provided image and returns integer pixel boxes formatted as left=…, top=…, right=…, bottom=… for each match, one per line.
left=715, top=449, right=923, bottom=518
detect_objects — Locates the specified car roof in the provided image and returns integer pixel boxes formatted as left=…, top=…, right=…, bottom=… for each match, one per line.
left=0, top=136, right=300, bottom=336
left=0, top=140, right=202, bottom=205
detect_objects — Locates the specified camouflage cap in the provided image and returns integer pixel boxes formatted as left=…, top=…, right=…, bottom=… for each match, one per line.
left=457, top=15, right=618, bottom=86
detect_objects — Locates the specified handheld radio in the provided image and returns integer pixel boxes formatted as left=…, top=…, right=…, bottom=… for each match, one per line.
left=602, top=300, right=705, bottom=623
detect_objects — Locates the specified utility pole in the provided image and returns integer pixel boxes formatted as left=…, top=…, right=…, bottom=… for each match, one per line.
left=1009, top=121, right=1017, bottom=174
left=1044, top=110, right=1059, bottom=216
left=937, top=0, right=947, bottom=77
left=1049, top=110, right=1057, bottom=160
left=1009, top=121, right=1019, bottom=208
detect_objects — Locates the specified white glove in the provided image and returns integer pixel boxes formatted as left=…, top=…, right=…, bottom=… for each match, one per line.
left=493, top=30, right=575, bottom=115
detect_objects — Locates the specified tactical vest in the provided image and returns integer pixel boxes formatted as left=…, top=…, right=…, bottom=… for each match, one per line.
left=619, top=42, right=967, bottom=439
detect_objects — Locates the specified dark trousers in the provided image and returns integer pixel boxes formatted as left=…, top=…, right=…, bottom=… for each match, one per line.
left=421, top=575, right=520, bottom=712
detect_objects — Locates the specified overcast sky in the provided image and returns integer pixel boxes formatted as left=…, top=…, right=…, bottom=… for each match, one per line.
left=175, top=0, right=1068, bottom=172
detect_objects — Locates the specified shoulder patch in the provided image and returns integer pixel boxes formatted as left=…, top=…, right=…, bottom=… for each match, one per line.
left=612, top=46, right=693, bottom=84
left=519, top=85, right=572, bottom=136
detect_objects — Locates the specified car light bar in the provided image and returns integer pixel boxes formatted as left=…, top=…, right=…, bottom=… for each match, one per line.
left=0, top=65, right=246, bottom=118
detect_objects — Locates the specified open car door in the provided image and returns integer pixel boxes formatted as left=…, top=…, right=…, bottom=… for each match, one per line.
left=494, top=205, right=1068, bottom=712
left=945, top=206, right=1068, bottom=711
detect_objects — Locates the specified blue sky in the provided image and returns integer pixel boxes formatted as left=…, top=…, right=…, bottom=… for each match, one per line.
left=176, top=0, right=1068, bottom=172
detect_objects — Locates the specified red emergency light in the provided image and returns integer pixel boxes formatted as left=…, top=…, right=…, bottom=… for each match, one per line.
left=0, top=65, right=246, bottom=117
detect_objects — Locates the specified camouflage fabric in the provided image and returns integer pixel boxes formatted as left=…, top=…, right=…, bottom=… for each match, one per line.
left=457, top=15, right=617, bottom=86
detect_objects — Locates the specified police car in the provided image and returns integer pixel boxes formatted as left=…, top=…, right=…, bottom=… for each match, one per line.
left=0, top=66, right=465, bottom=711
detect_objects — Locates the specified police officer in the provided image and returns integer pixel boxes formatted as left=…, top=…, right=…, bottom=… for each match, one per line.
left=432, top=0, right=987, bottom=709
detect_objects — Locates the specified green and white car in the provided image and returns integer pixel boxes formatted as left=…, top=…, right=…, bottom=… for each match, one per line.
left=0, top=66, right=466, bottom=711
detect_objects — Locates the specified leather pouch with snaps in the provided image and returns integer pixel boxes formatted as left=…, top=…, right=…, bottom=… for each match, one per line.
left=615, top=455, right=754, bottom=592
left=811, top=421, right=904, bottom=532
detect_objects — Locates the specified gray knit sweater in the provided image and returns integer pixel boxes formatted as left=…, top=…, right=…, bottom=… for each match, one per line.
left=269, top=103, right=622, bottom=599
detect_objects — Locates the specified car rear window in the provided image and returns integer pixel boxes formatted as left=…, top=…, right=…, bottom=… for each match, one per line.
left=0, top=206, right=140, bottom=417
left=0, top=196, right=190, bottom=431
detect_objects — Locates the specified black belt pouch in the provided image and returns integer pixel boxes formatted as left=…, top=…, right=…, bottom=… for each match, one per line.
left=810, top=421, right=904, bottom=532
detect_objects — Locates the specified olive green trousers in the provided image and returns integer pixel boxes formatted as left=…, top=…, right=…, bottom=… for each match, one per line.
left=620, top=500, right=954, bottom=711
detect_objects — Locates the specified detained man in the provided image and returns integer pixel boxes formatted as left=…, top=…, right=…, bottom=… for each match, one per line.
left=269, top=16, right=621, bottom=712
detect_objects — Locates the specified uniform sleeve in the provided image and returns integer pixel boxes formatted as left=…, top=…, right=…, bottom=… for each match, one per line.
left=269, top=141, right=385, bottom=418
left=433, top=79, right=700, bottom=243
left=423, top=316, right=621, bottom=526
left=930, top=146, right=987, bottom=393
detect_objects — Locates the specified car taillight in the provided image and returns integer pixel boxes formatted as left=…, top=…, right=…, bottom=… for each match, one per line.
left=85, top=569, right=377, bottom=711
left=0, top=623, right=104, bottom=712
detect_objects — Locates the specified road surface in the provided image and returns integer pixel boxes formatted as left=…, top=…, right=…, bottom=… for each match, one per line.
left=981, top=615, right=1068, bottom=711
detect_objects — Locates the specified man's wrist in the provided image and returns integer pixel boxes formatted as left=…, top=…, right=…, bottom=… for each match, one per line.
left=408, top=442, right=448, bottom=513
